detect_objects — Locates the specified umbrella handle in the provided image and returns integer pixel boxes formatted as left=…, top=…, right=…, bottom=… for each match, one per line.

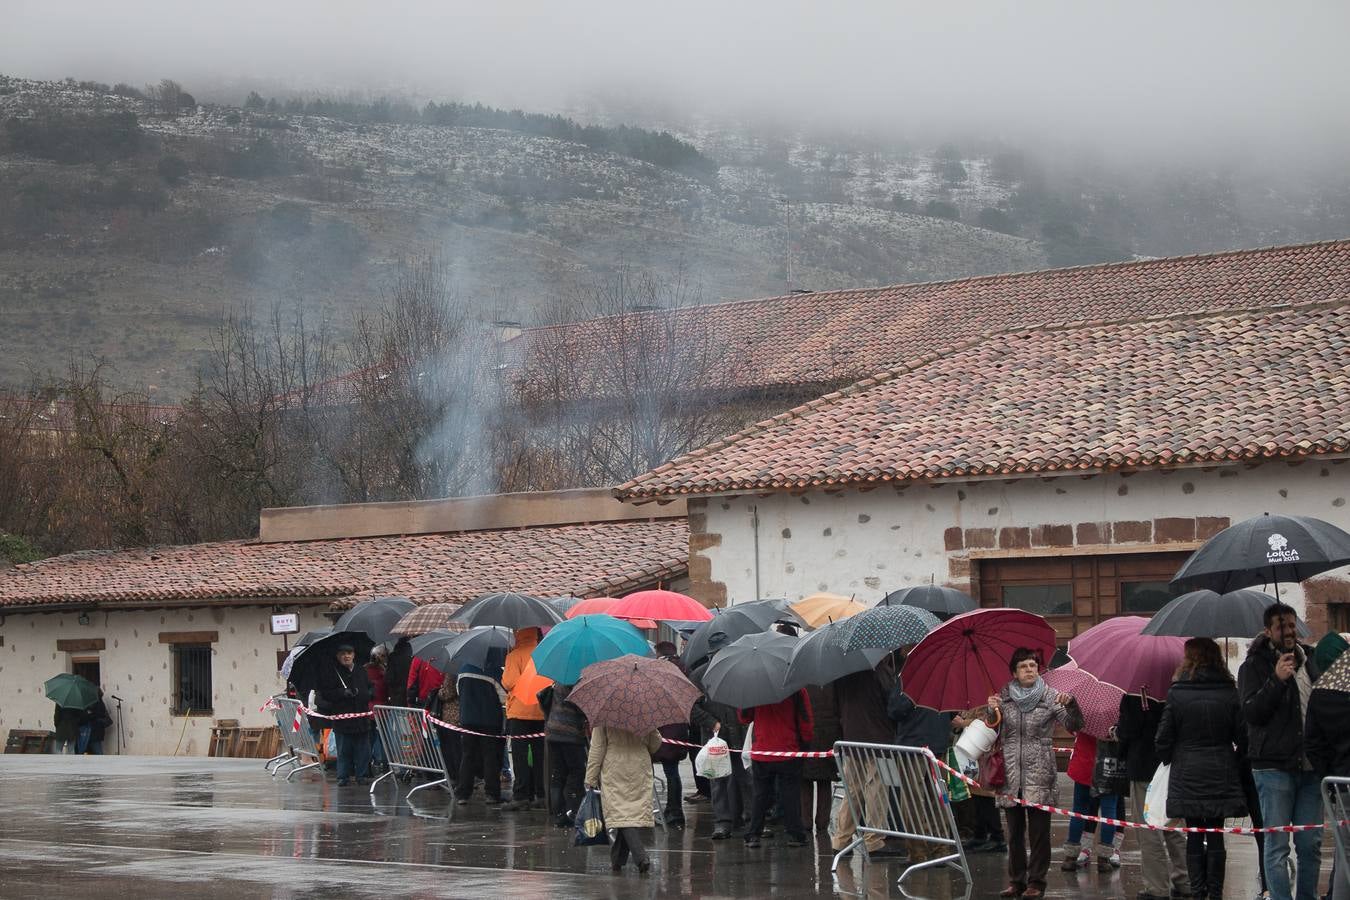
left=985, top=706, right=1002, bottom=728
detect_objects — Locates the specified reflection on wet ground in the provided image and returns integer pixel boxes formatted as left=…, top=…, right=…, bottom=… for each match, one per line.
left=0, top=755, right=1285, bottom=898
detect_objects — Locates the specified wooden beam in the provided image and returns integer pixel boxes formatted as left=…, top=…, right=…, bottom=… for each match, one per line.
left=158, top=631, right=219, bottom=644
left=965, top=542, right=1201, bottom=561
left=56, top=638, right=106, bottom=652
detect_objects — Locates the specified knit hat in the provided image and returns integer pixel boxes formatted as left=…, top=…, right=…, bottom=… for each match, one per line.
left=1314, top=631, right=1350, bottom=673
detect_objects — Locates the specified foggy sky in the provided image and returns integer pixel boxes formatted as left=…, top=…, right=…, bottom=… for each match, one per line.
left=6, top=0, right=1349, bottom=157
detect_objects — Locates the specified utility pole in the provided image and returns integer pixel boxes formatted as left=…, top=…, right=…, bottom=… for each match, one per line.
left=782, top=197, right=793, bottom=294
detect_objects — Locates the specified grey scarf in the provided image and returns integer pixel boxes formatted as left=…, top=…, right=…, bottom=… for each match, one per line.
left=1008, top=676, right=1050, bottom=713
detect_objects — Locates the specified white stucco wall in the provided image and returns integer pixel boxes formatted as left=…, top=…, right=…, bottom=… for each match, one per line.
left=703, top=460, right=1350, bottom=616
left=0, top=604, right=331, bottom=755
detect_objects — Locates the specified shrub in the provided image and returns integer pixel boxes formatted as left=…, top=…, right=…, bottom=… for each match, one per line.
left=925, top=200, right=960, bottom=221
left=157, top=154, right=189, bottom=184
left=4, top=111, right=142, bottom=164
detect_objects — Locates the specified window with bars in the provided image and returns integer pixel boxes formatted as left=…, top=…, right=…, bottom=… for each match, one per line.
left=171, top=644, right=213, bottom=715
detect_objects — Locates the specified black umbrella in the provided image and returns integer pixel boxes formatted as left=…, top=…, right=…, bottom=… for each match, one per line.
left=681, top=600, right=804, bottom=670
left=546, top=595, right=582, bottom=616
left=288, top=629, right=376, bottom=692
left=783, top=621, right=888, bottom=692
left=332, top=596, right=417, bottom=645
left=296, top=629, right=330, bottom=647
left=1141, top=589, right=1310, bottom=639
left=450, top=591, right=562, bottom=630
left=1171, top=513, right=1350, bottom=595
left=412, top=626, right=514, bottom=675
left=701, top=631, right=798, bottom=708
left=880, top=584, right=979, bottom=619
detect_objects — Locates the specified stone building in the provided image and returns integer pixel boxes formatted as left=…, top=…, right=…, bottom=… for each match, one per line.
left=0, top=489, right=686, bottom=755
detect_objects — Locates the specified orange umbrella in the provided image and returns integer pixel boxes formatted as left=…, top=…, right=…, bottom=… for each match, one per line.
left=510, top=659, right=554, bottom=707
left=791, top=593, right=868, bottom=628
left=565, top=597, right=656, bottom=630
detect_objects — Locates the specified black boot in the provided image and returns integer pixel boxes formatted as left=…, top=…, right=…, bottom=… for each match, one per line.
left=1185, top=846, right=1208, bottom=900
left=1205, top=847, right=1225, bottom=900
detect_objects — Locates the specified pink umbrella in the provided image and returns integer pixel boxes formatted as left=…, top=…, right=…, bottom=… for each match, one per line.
left=901, top=608, right=1057, bottom=712
left=564, top=597, right=657, bottom=630
left=1043, top=663, right=1125, bottom=740
left=1068, top=616, right=1186, bottom=699
left=608, top=589, right=714, bottom=624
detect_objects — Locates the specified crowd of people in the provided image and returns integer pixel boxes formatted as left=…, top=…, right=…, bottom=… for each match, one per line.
left=291, top=603, right=1350, bottom=899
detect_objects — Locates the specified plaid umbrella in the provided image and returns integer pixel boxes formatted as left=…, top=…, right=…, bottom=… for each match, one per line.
left=791, top=593, right=867, bottom=628
left=1069, top=616, right=1186, bottom=698
left=1042, top=662, right=1124, bottom=740
left=829, top=604, right=941, bottom=654
left=569, top=654, right=700, bottom=735
left=391, top=603, right=467, bottom=636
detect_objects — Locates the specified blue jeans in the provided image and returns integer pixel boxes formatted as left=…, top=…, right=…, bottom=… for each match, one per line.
left=1252, top=768, right=1323, bottom=900
left=334, top=730, right=372, bottom=782
left=1066, top=782, right=1118, bottom=847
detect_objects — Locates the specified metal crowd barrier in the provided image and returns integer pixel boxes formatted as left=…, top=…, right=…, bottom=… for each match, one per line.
left=832, top=742, right=971, bottom=895
left=370, top=705, right=451, bottom=802
left=267, top=696, right=322, bottom=781
left=1324, top=776, right=1350, bottom=890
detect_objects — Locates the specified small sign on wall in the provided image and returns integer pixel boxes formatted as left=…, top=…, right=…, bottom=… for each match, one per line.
left=270, top=613, right=299, bottom=635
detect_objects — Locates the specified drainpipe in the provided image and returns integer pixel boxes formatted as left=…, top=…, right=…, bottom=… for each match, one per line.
left=751, top=504, right=761, bottom=602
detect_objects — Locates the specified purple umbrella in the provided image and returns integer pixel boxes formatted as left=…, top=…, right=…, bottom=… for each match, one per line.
left=569, top=654, right=701, bottom=736
left=1068, top=616, right=1186, bottom=700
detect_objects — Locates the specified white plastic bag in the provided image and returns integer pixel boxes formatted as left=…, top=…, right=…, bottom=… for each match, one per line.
left=696, top=734, right=733, bottom=780
left=742, top=722, right=755, bottom=770
left=1143, top=763, right=1171, bottom=827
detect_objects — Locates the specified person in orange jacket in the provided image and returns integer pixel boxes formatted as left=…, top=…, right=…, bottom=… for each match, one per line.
left=501, top=627, right=548, bottom=810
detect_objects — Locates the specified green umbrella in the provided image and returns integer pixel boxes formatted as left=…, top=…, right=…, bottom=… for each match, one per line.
left=44, top=673, right=98, bottom=709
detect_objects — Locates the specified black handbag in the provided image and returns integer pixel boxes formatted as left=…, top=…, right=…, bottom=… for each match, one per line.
left=1091, top=739, right=1130, bottom=798
left=574, top=788, right=610, bottom=846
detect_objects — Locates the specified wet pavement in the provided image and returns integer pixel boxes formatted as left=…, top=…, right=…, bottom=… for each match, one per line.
left=0, top=755, right=1290, bottom=898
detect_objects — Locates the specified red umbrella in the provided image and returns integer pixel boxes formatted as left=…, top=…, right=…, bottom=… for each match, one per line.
left=1068, top=616, right=1186, bottom=699
left=564, top=597, right=656, bottom=630
left=901, top=608, right=1057, bottom=712
left=569, top=654, right=701, bottom=735
left=608, top=589, right=713, bottom=624
left=1043, top=662, right=1125, bottom=740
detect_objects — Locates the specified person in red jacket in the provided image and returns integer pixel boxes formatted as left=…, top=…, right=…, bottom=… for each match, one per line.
left=1060, top=731, right=1120, bottom=873
left=365, top=645, right=389, bottom=772
left=407, top=656, right=445, bottom=708
left=739, top=688, right=813, bottom=848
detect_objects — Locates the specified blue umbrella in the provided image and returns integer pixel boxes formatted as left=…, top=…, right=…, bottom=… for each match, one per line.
left=829, top=604, right=940, bottom=654
left=532, top=614, right=651, bottom=685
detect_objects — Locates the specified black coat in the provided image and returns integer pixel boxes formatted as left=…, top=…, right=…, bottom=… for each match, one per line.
left=385, top=639, right=412, bottom=707
left=53, top=705, right=86, bottom=741
left=1155, top=668, right=1248, bottom=820
left=457, top=664, right=505, bottom=733
left=316, top=659, right=373, bottom=734
left=1238, top=635, right=1320, bottom=772
left=1115, top=693, right=1167, bottom=783
left=1305, top=686, right=1350, bottom=777
left=87, top=700, right=113, bottom=741
left=888, top=682, right=954, bottom=757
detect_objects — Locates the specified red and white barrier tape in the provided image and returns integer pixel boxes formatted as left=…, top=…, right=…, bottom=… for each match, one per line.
left=659, top=736, right=834, bottom=759
left=928, top=754, right=1324, bottom=835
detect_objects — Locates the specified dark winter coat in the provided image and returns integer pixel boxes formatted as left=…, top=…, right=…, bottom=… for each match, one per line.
left=889, top=681, right=954, bottom=757
left=541, top=683, right=588, bottom=745
left=53, top=705, right=86, bottom=742
left=456, top=664, right=506, bottom=734
left=653, top=721, right=691, bottom=764
left=995, top=681, right=1084, bottom=809
left=86, top=700, right=113, bottom=742
left=690, top=696, right=745, bottom=748
left=1115, top=693, right=1168, bottom=783
left=801, top=683, right=841, bottom=782
left=1239, top=635, right=1320, bottom=771
left=1155, top=668, right=1248, bottom=820
left=385, top=639, right=413, bottom=707
left=1305, top=654, right=1350, bottom=778
left=316, top=658, right=373, bottom=734
left=834, top=660, right=895, bottom=744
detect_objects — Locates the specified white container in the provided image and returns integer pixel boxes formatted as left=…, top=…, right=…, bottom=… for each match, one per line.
left=954, top=718, right=998, bottom=762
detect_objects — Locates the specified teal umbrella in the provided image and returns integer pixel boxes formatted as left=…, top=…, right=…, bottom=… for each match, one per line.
left=44, top=673, right=98, bottom=709
left=532, top=614, right=651, bottom=685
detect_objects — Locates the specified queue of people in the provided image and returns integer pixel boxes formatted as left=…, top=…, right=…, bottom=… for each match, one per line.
left=289, top=599, right=1350, bottom=898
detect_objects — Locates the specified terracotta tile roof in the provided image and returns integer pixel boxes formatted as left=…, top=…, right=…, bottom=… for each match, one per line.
left=616, top=300, right=1350, bottom=500
left=0, top=519, right=688, bottom=610
left=510, top=240, right=1350, bottom=393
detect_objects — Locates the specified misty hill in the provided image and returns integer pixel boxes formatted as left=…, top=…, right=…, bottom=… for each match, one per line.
left=2, top=74, right=1348, bottom=397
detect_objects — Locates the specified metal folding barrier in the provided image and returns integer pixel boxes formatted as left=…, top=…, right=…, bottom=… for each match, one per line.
left=832, top=742, right=971, bottom=894
left=370, top=705, right=451, bottom=802
left=1324, top=776, right=1350, bottom=892
left=267, top=697, right=323, bottom=781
